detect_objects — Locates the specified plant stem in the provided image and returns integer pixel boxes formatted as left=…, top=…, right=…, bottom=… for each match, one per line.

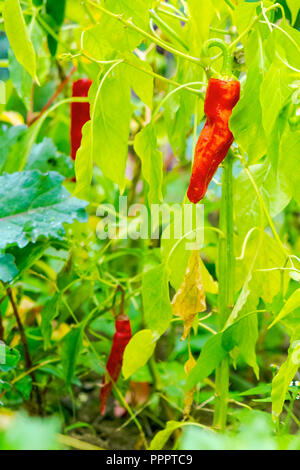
left=6, top=288, right=43, bottom=415
left=213, top=152, right=235, bottom=430
left=149, top=9, right=189, bottom=50
left=86, top=0, right=204, bottom=67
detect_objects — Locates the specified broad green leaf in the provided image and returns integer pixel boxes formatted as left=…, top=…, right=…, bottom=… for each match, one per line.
left=271, top=339, right=300, bottom=419
left=260, top=63, right=292, bottom=138
left=92, top=64, right=132, bottom=191
left=134, top=124, right=163, bottom=205
left=122, top=329, right=157, bottom=379
left=142, top=264, right=173, bottom=335
left=230, top=30, right=267, bottom=163
left=0, top=254, right=18, bottom=283
left=3, top=0, right=38, bottom=82
left=269, top=289, right=300, bottom=329
left=0, top=171, right=87, bottom=250
left=186, top=333, right=228, bottom=390
left=279, top=129, right=300, bottom=205
left=62, top=325, right=83, bottom=386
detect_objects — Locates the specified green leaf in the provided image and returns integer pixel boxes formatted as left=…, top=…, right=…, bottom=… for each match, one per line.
left=74, top=121, right=93, bottom=198
left=82, top=16, right=141, bottom=59
left=271, top=339, right=300, bottom=419
left=41, top=293, right=61, bottom=349
left=230, top=30, right=267, bottom=163
left=8, top=49, right=32, bottom=110
left=279, top=129, right=300, bottom=205
left=150, top=421, right=183, bottom=450
left=3, top=0, right=38, bottom=82
left=187, top=0, right=214, bottom=55
left=0, top=125, right=27, bottom=175
left=25, top=138, right=74, bottom=178
left=142, top=264, right=173, bottom=335
left=234, top=159, right=290, bottom=237
left=45, top=0, right=66, bottom=56
left=15, top=375, right=32, bottom=400
left=0, top=346, right=20, bottom=372
left=122, top=329, right=157, bottom=379
left=269, top=289, right=300, bottom=329
left=260, top=64, right=292, bottom=138
left=134, top=124, right=163, bottom=205
left=106, top=0, right=151, bottom=30
left=62, top=325, right=83, bottom=386
left=92, top=64, right=132, bottom=191
left=286, top=0, right=300, bottom=25
left=186, top=333, right=228, bottom=391
left=0, top=171, right=87, bottom=250
left=164, top=61, right=198, bottom=161
left=0, top=254, right=18, bottom=283
left=126, top=55, right=153, bottom=109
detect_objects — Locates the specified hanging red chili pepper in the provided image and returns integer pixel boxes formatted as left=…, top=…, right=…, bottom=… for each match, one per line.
left=187, top=40, right=240, bottom=204
left=70, top=78, right=92, bottom=160
left=100, top=288, right=132, bottom=415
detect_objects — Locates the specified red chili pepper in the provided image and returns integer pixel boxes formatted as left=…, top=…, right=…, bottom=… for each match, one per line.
left=100, top=314, right=132, bottom=415
left=187, top=41, right=240, bottom=204
left=70, top=78, right=92, bottom=160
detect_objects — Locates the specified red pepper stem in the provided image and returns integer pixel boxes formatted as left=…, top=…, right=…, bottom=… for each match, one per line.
left=203, top=39, right=233, bottom=78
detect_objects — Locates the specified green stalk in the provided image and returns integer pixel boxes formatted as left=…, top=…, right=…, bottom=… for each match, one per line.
left=213, top=151, right=235, bottom=430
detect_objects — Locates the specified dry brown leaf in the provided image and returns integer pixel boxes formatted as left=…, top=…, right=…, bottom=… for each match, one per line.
left=172, top=250, right=206, bottom=338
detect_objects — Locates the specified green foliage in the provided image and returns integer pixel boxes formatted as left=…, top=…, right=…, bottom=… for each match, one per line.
left=0, top=0, right=299, bottom=451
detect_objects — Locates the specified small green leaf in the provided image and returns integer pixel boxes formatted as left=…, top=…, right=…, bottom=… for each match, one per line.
left=74, top=121, right=93, bottom=198
left=4, top=0, right=38, bottom=82
left=62, top=326, right=83, bottom=386
left=134, top=124, right=163, bottom=205
left=0, top=346, right=20, bottom=372
left=272, top=339, right=300, bottom=419
left=122, top=329, right=157, bottom=379
left=269, top=289, right=300, bottom=329
left=142, top=264, right=173, bottom=335
left=186, top=333, right=228, bottom=391
left=0, top=254, right=18, bottom=283
left=150, top=421, right=183, bottom=450
left=41, top=293, right=61, bottom=349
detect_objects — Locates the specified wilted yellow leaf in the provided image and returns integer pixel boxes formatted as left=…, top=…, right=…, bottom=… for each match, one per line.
left=172, top=250, right=206, bottom=338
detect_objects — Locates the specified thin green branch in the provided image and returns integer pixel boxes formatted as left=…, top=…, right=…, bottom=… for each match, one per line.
left=85, top=0, right=204, bottom=67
